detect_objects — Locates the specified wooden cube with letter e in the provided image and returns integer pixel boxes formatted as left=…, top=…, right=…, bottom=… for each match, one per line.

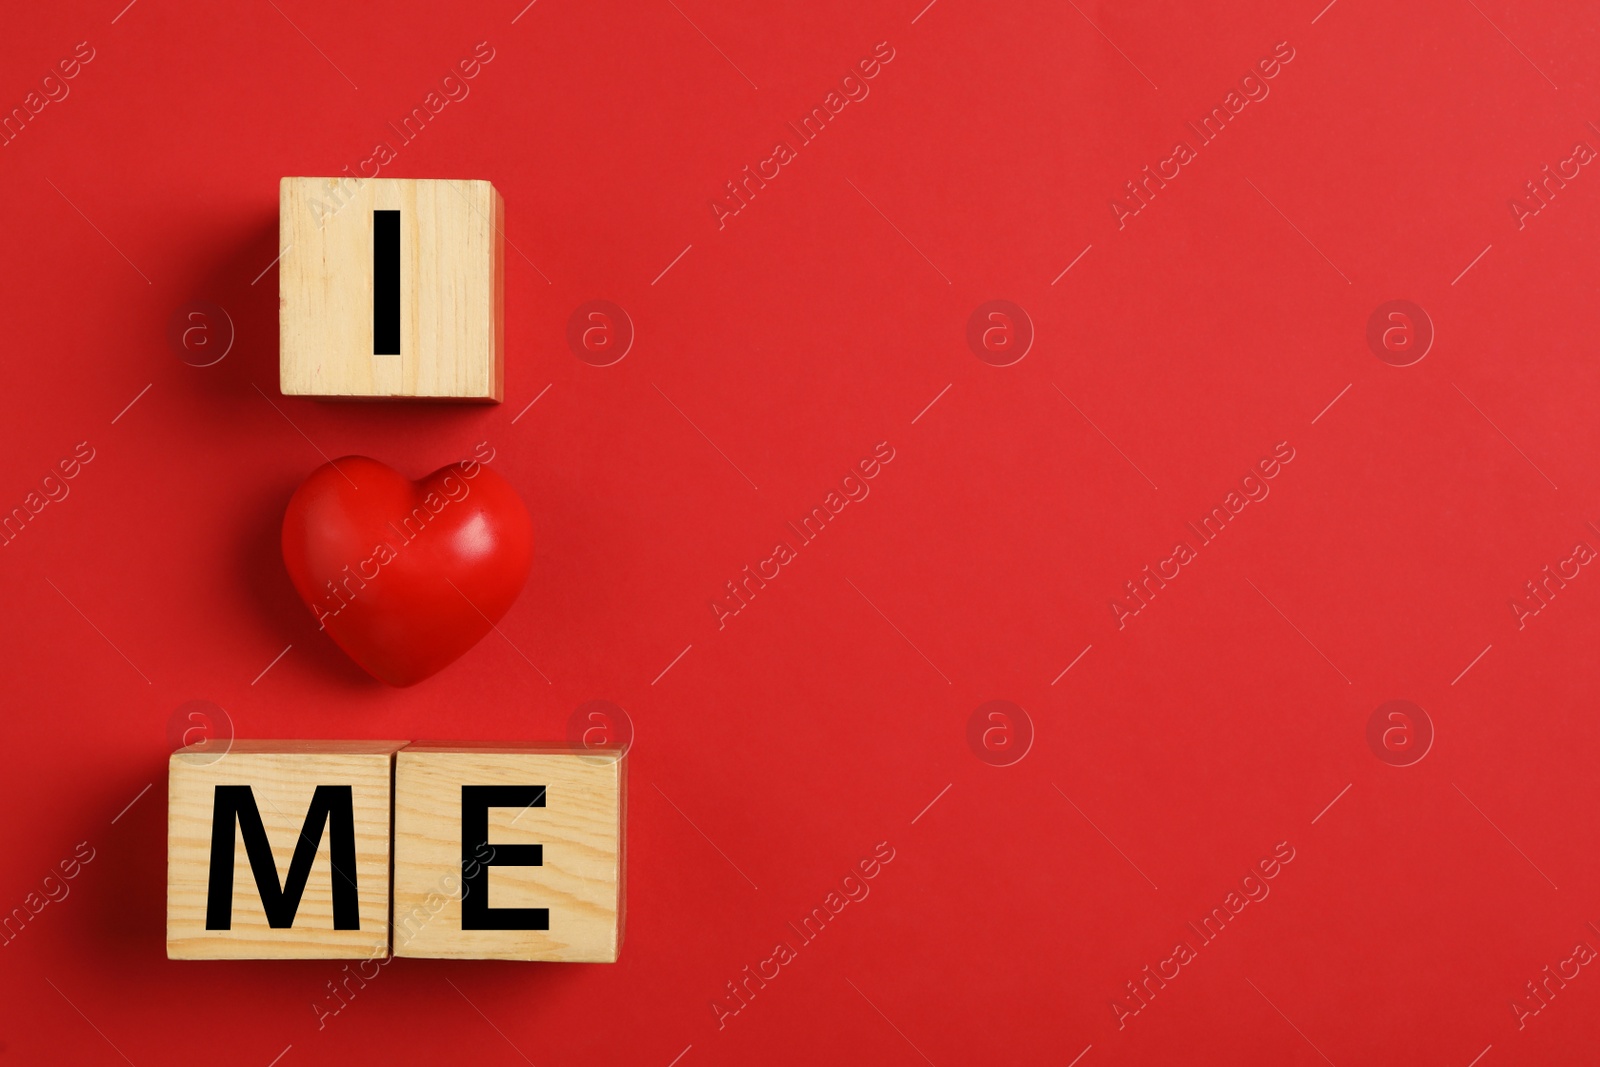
left=392, top=742, right=625, bottom=962
left=279, top=176, right=503, bottom=401
left=166, top=740, right=405, bottom=960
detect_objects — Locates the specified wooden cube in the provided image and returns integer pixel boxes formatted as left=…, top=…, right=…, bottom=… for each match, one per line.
left=167, top=740, right=405, bottom=960
left=279, top=177, right=504, bottom=402
left=393, top=742, right=625, bottom=962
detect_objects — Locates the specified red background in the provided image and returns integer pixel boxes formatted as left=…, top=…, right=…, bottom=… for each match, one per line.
left=1, top=0, right=1598, bottom=1063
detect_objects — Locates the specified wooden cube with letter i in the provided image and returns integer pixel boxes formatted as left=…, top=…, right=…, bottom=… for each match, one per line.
left=166, top=740, right=405, bottom=960
left=278, top=176, right=504, bottom=401
left=392, top=742, right=626, bottom=962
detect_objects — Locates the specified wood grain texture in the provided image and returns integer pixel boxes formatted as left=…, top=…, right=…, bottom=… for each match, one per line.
left=166, top=741, right=405, bottom=960
left=393, top=743, right=625, bottom=962
left=279, top=177, right=503, bottom=401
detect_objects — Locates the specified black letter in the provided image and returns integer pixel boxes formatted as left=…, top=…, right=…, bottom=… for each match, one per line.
left=205, top=785, right=359, bottom=930
left=373, top=210, right=400, bottom=354
left=460, top=785, right=548, bottom=930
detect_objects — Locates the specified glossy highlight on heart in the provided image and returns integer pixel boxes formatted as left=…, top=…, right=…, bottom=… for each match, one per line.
left=281, top=450, right=533, bottom=686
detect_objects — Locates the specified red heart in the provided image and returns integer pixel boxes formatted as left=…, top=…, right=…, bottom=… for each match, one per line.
left=281, top=455, right=534, bottom=686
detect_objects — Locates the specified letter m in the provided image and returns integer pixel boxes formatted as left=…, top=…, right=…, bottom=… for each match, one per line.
left=205, top=785, right=359, bottom=930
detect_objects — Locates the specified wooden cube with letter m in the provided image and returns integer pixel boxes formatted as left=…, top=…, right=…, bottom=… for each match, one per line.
left=166, top=741, right=405, bottom=959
